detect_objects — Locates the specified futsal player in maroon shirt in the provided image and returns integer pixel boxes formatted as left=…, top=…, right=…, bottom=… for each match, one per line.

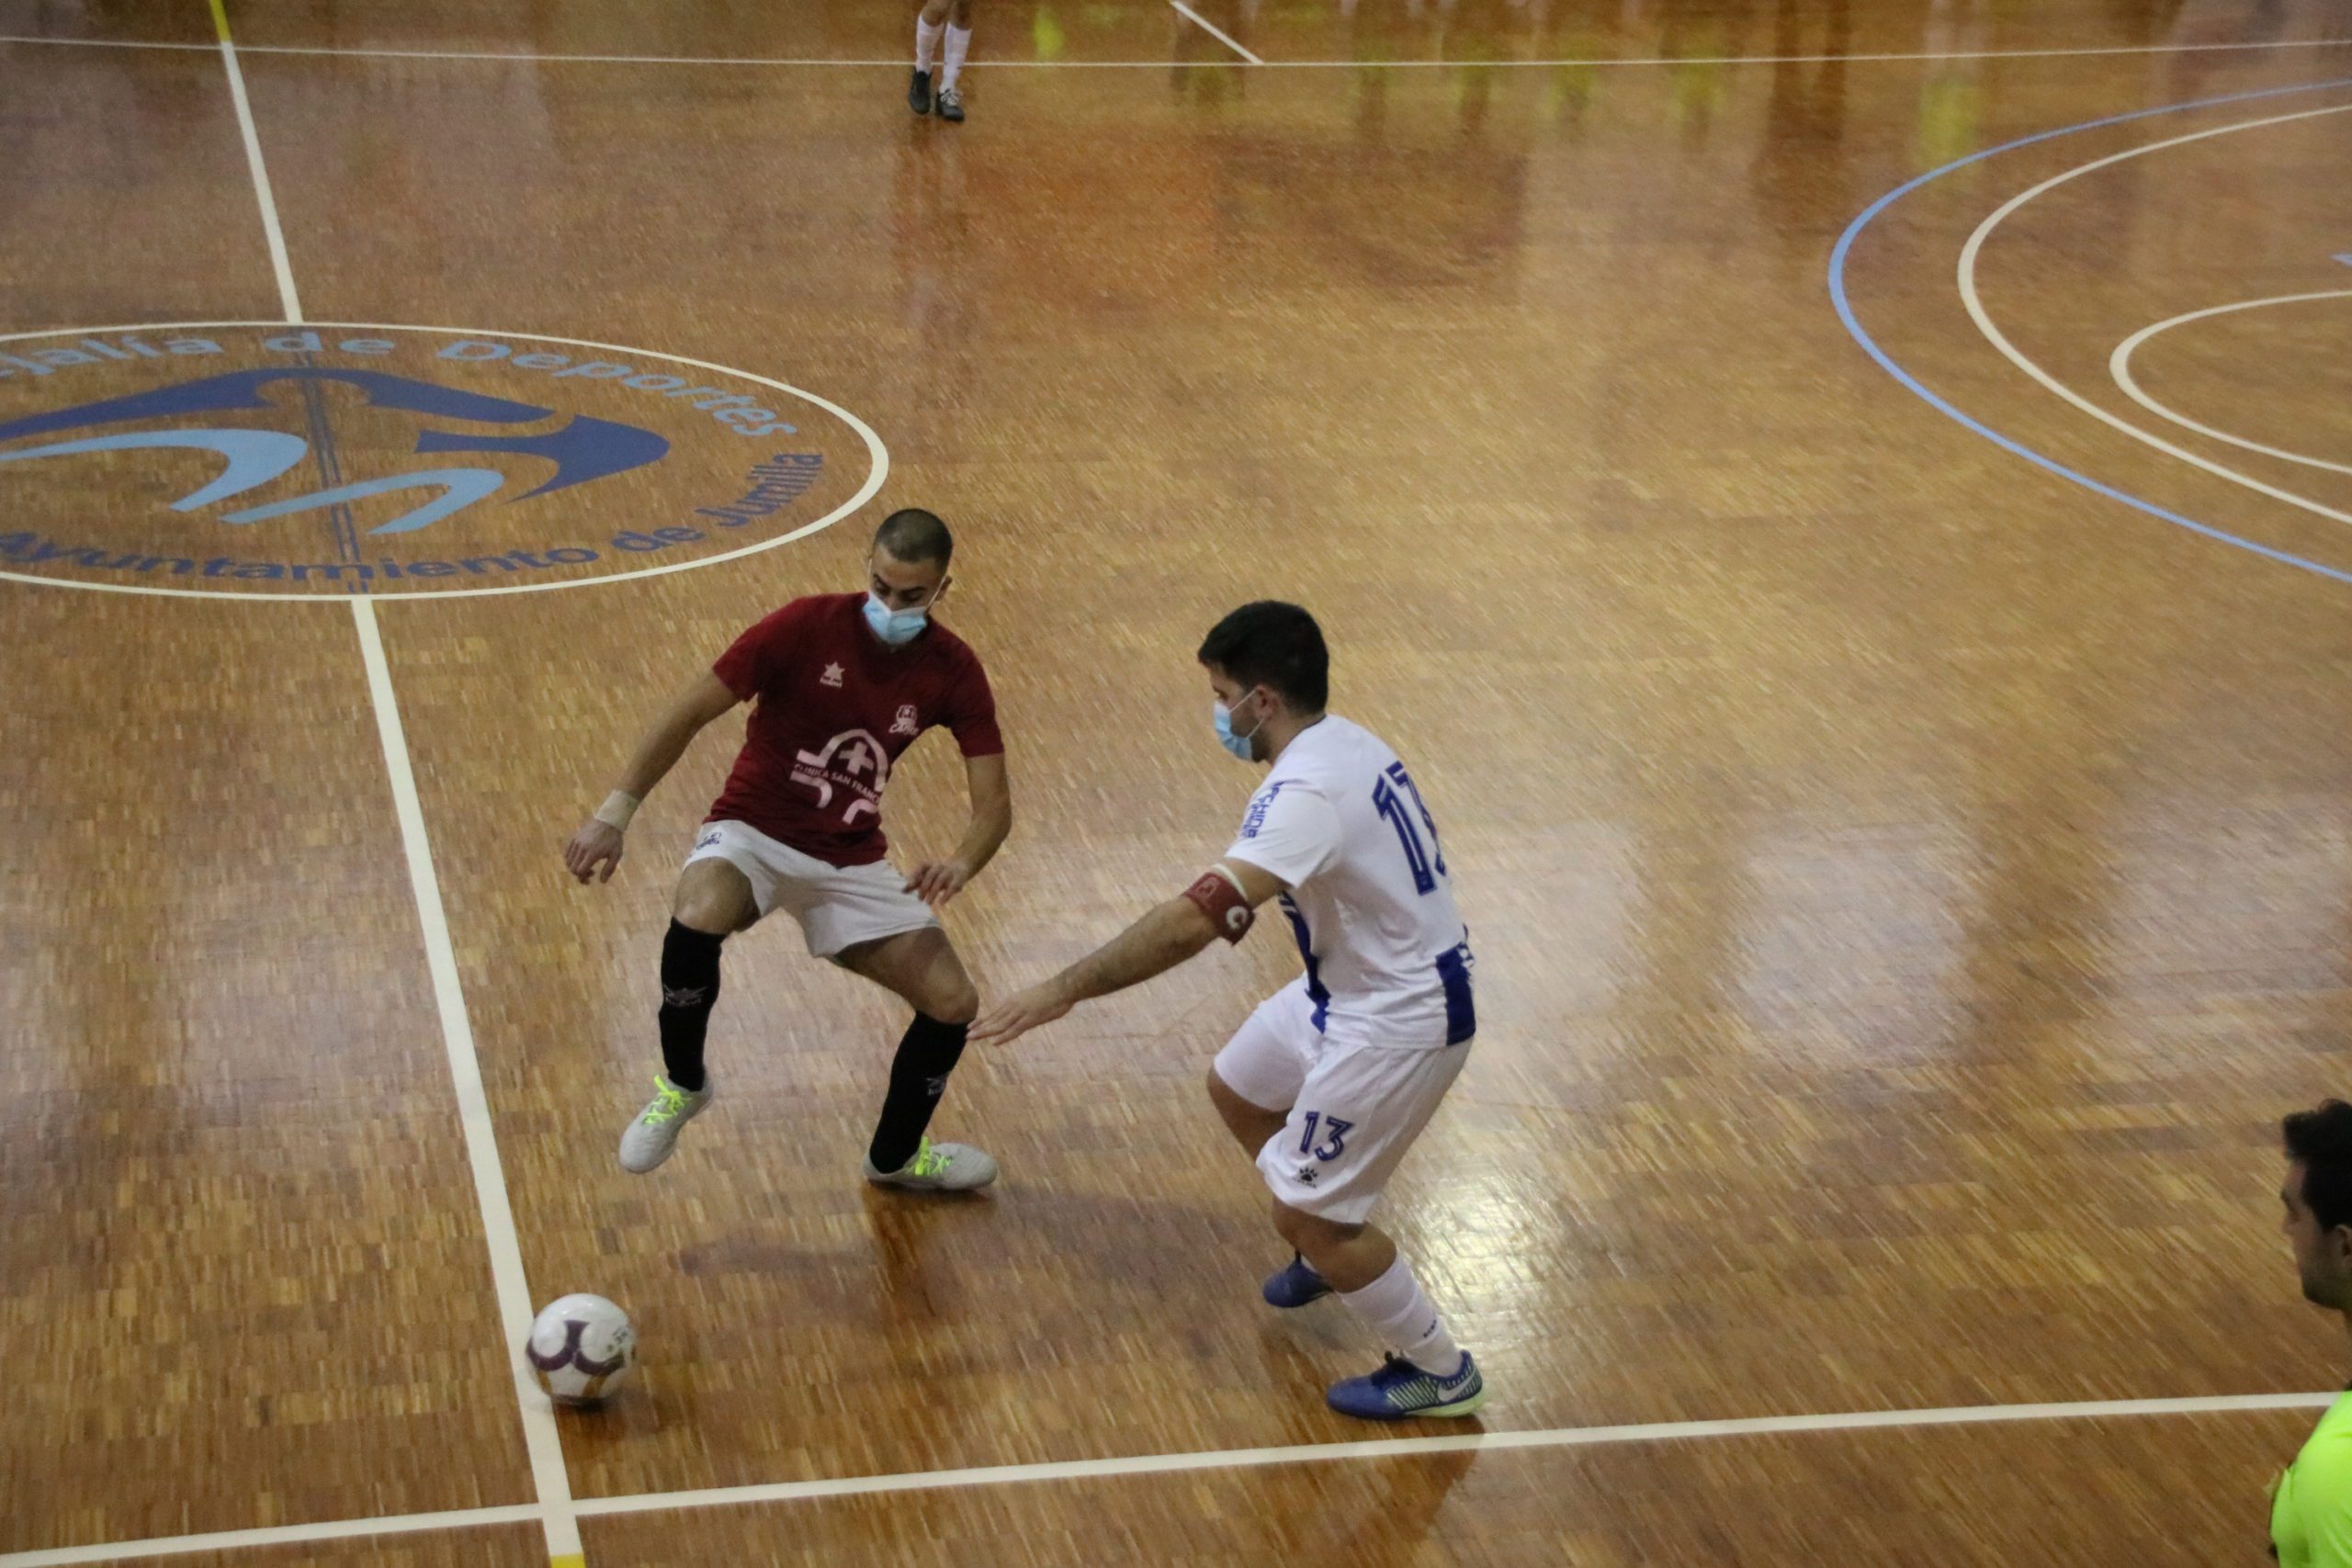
left=562, top=509, right=1011, bottom=1189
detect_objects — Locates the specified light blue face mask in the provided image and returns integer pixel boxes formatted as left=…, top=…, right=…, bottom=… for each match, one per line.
left=1213, top=690, right=1265, bottom=761
left=864, top=591, right=932, bottom=647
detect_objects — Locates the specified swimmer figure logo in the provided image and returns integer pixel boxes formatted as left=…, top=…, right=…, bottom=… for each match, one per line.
left=0, top=323, right=876, bottom=596
left=0, top=367, right=666, bottom=536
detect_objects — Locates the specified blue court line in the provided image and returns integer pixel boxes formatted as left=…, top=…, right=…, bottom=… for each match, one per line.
left=1827, top=76, right=2352, bottom=587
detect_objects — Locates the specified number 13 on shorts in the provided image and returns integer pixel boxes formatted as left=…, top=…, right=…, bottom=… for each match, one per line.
left=1298, top=1111, right=1354, bottom=1163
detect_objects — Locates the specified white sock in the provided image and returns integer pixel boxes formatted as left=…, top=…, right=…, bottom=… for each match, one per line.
left=1339, top=1256, right=1463, bottom=1376
left=942, top=24, right=972, bottom=91
left=915, top=17, right=942, bottom=72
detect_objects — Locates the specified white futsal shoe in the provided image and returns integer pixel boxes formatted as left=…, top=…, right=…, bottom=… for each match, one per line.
left=618, top=1075, right=714, bottom=1173
left=863, top=1136, right=998, bottom=1190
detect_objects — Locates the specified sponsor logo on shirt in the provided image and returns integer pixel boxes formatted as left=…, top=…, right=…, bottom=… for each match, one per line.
left=1240, top=781, right=1285, bottom=840
left=890, top=703, right=919, bottom=738
left=792, top=728, right=891, bottom=824
left=820, top=661, right=845, bottom=689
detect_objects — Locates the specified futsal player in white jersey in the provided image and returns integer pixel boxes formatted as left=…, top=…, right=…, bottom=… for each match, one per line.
left=975, top=602, right=1483, bottom=1420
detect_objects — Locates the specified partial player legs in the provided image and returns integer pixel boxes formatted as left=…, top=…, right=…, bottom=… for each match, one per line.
left=661, top=857, right=761, bottom=1089
left=836, top=926, right=997, bottom=1190
left=909, top=6, right=937, bottom=115
left=837, top=922, right=979, bottom=1025
left=1274, top=1199, right=1486, bottom=1421
left=1272, top=1197, right=1396, bottom=1292
left=1213, top=1065, right=1484, bottom=1416
left=1208, top=1063, right=1288, bottom=1154
left=1209, top=997, right=1483, bottom=1418
left=1208, top=1066, right=1334, bottom=1306
left=617, top=858, right=759, bottom=1174
left=913, top=0, right=973, bottom=121
left=1210, top=989, right=1323, bottom=1302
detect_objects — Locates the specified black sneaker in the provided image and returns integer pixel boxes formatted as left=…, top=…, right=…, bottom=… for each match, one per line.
left=934, top=83, right=965, bottom=122
left=908, top=68, right=933, bottom=115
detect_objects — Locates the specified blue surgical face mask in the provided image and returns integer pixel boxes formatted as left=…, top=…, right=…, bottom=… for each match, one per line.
left=864, top=591, right=931, bottom=647
left=1213, top=690, right=1265, bottom=761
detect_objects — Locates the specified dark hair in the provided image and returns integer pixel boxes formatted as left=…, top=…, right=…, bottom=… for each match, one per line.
left=1197, top=601, right=1329, bottom=714
left=874, top=508, right=954, bottom=568
left=2285, top=1100, right=2352, bottom=1231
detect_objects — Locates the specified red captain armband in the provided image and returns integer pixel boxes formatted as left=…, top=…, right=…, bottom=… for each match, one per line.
left=1183, top=866, right=1257, bottom=944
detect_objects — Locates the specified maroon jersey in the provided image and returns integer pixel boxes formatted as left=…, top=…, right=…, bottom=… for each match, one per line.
left=706, top=594, right=1002, bottom=866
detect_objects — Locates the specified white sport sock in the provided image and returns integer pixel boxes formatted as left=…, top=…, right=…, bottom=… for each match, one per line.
left=915, top=17, right=942, bottom=72
left=1339, top=1255, right=1463, bottom=1376
left=942, top=24, right=972, bottom=91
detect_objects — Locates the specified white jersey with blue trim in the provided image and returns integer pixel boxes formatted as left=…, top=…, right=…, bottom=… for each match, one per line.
left=1221, top=715, right=1474, bottom=1050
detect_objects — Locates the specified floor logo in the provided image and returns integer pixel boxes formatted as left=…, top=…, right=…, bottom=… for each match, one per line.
left=0, top=323, right=883, bottom=597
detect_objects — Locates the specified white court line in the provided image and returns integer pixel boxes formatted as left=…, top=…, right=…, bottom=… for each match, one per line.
left=2109, top=288, right=2352, bottom=478
left=6, top=30, right=2352, bottom=68
left=351, top=600, right=583, bottom=1565
left=3, top=1390, right=2333, bottom=1564
left=203, top=0, right=582, bottom=1562
left=572, top=1390, right=2340, bottom=1517
left=0, top=1506, right=545, bottom=1568
left=1204, top=38, right=2352, bottom=68
left=0, top=33, right=211, bottom=50
left=1957, top=100, right=2352, bottom=532
left=205, top=3, right=300, bottom=324
left=1168, top=1, right=1262, bottom=64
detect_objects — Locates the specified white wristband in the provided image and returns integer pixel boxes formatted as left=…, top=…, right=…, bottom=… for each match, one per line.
left=594, top=790, right=641, bottom=831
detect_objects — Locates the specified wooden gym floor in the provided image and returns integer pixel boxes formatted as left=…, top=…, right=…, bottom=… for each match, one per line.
left=5, top=0, right=2352, bottom=1562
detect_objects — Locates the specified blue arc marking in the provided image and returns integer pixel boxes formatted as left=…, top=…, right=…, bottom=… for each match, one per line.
left=1828, top=76, right=2352, bottom=587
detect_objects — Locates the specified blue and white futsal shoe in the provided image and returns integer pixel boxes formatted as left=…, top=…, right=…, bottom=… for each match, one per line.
left=1326, top=1351, right=1487, bottom=1421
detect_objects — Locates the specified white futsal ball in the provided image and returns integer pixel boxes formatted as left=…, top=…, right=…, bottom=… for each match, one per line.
left=526, top=1293, right=637, bottom=1405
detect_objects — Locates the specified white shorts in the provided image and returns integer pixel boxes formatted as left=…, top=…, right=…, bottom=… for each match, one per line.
left=684, top=818, right=939, bottom=960
left=1212, top=977, right=1470, bottom=1225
